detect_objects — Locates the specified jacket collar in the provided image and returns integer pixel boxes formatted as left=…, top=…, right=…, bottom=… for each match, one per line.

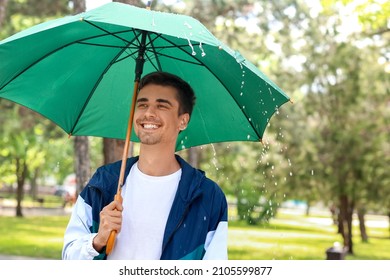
left=89, top=155, right=204, bottom=203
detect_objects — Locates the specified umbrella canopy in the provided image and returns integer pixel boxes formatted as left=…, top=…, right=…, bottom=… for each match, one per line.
left=0, top=2, right=290, bottom=151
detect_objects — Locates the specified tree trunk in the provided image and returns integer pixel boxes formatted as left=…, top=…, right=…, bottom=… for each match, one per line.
left=357, top=207, right=368, bottom=242
left=74, top=136, right=90, bottom=195
left=187, top=147, right=199, bottom=168
left=0, top=0, right=8, bottom=28
left=15, top=157, right=27, bottom=217
left=347, top=199, right=354, bottom=254
left=29, top=168, right=39, bottom=199
left=388, top=212, right=390, bottom=239
left=72, top=0, right=86, bottom=13
left=113, top=0, right=144, bottom=7
left=338, top=195, right=349, bottom=247
left=305, top=200, right=311, bottom=216
left=103, top=139, right=133, bottom=164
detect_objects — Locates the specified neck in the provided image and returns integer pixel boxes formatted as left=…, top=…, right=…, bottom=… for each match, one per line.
left=137, top=144, right=180, bottom=176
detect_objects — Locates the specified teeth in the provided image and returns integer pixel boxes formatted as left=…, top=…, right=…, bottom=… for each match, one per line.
left=143, top=124, right=158, bottom=129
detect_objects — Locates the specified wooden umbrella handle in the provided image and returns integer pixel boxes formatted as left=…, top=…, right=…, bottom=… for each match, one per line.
left=105, top=193, right=123, bottom=255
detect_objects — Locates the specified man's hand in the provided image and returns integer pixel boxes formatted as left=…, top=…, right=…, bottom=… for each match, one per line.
left=92, top=200, right=123, bottom=252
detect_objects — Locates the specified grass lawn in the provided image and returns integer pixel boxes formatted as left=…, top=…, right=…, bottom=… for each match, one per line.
left=228, top=211, right=390, bottom=260
left=0, top=209, right=389, bottom=260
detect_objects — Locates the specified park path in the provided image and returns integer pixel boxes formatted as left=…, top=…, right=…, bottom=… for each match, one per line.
left=0, top=254, right=53, bottom=260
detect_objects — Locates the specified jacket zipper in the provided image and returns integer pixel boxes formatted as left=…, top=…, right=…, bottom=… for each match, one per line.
left=161, top=204, right=190, bottom=254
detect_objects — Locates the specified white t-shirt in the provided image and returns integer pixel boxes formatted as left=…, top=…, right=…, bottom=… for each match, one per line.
left=107, top=163, right=181, bottom=260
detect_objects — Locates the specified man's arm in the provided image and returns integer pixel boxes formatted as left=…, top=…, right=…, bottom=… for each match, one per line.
left=202, top=220, right=228, bottom=260
left=203, top=187, right=228, bottom=260
left=62, top=196, right=100, bottom=260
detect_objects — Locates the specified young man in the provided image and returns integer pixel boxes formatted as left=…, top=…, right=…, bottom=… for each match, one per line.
left=62, top=71, right=228, bottom=260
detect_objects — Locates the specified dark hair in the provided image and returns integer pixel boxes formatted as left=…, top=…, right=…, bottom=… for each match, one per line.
left=138, top=71, right=196, bottom=117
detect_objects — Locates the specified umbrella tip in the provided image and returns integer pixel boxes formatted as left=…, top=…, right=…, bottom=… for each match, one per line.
left=289, top=98, right=294, bottom=104
left=68, top=133, right=72, bottom=139
left=80, top=17, right=84, bottom=22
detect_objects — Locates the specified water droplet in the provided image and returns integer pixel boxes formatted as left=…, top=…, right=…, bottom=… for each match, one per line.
left=184, top=22, right=192, bottom=29
left=185, top=34, right=196, bottom=55
left=199, top=42, right=206, bottom=57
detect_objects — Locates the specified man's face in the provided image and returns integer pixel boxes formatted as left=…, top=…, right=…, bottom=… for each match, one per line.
left=134, top=84, right=189, bottom=147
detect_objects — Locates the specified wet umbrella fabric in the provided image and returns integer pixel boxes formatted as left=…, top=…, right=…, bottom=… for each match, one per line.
left=0, top=2, right=290, bottom=151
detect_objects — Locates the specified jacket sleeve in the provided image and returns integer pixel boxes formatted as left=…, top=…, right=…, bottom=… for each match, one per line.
left=62, top=195, right=100, bottom=260
left=202, top=220, right=228, bottom=260
left=202, top=186, right=228, bottom=260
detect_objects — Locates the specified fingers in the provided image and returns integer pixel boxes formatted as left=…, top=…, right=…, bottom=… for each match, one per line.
left=100, top=200, right=123, bottom=232
left=93, top=200, right=123, bottom=252
left=106, top=199, right=123, bottom=212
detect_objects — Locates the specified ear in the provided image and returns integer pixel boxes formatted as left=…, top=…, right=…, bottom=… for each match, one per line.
left=179, top=113, right=190, bottom=130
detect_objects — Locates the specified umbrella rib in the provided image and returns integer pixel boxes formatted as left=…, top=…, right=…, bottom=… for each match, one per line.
left=82, top=19, right=136, bottom=45
left=68, top=36, right=141, bottom=135
left=147, top=33, right=163, bottom=71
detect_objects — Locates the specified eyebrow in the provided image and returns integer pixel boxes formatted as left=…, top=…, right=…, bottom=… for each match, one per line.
left=136, top=97, right=174, bottom=107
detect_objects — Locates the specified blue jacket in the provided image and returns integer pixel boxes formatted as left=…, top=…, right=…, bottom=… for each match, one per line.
left=62, top=155, right=228, bottom=260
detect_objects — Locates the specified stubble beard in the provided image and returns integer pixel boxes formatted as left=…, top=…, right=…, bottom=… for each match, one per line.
left=138, top=131, right=161, bottom=145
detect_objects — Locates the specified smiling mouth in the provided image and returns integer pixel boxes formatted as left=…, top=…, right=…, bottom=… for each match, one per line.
left=142, top=123, right=160, bottom=129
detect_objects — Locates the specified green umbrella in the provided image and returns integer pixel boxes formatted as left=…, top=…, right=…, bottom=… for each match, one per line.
left=0, top=2, right=290, bottom=253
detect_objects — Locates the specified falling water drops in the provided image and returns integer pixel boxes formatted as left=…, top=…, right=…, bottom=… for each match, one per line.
left=199, top=42, right=206, bottom=57
left=185, top=35, right=196, bottom=55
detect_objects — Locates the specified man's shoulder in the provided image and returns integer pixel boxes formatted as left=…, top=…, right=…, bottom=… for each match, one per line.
left=88, top=157, right=139, bottom=187
left=200, top=176, right=225, bottom=196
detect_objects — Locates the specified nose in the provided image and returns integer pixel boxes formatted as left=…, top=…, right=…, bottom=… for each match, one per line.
left=144, top=105, right=157, bottom=118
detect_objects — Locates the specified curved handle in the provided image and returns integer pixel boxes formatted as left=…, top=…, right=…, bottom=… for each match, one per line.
left=105, top=193, right=123, bottom=255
